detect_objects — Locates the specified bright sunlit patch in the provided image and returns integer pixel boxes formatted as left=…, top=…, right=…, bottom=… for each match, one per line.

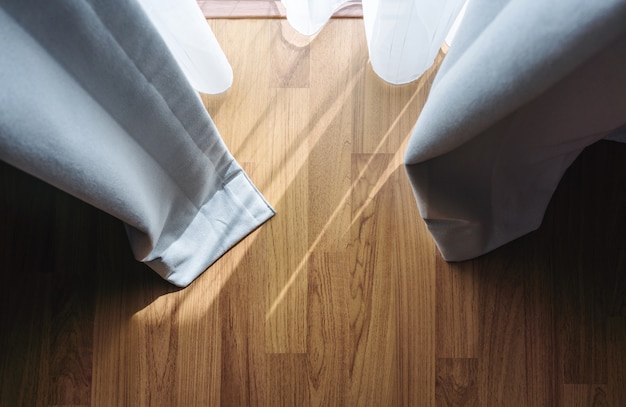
left=266, top=82, right=425, bottom=321
left=347, top=84, right=423, bottom=230
left=258, top=65, right=365, bottom=197
left=132, top=229, right=255, bottom=323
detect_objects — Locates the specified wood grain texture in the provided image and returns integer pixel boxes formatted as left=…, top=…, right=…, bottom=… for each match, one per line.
left=392, top=151, right=438, bottom=406
left=522, top=241, right=556, bottom=407
left=435, top=260, right=479, bottom=359
left=264, top=87, right=310, bottom=354
left=49, top=192, right=97, bottom=407
left=435, top=358, right=478, bottom=407
left=270, top=21, right=310, bottom=88
left=218, top=220, right=268, bottom=407
left=606, top=317, right=626, bottom=406
left=306, top=253, right=349, bottom=406
left=475, top=250, right=529, bottom=406
left=347, top=153, right=400, bottom=406
left=307, top=19, right=362, bottom=253
left=1, top=19, right=625, bottom=407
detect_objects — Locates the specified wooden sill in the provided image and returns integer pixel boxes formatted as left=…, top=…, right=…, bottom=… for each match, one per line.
left=198, top=1, right=363, bottom=19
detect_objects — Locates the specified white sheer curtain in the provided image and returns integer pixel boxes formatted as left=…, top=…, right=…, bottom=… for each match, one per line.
left=282, top=0, right=466, bottom=84
left=136, top=0, right=233, bottom=94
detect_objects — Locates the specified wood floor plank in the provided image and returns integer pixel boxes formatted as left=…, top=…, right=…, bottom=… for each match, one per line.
left=435, top=358, right=479, bottom=407
left=270, top=20, right=310, bottom=88
left=392, top=165, right=437, bottom=406
left=206, top=21, right=309, bottom=355
left=606, top=317, right=626, bottom=406
left=435, top=260, right=479, bottom=359
left=91, top=214, right=178, bottom=407
left=475, top=248, right=529, bottom=406
left=561, top=384, right=610, bottom=407
left=0, top=164, right=85, bottom=407
left=264, top=88, right=310, bottom=354
left=307, top=19, right=363, bottom=252
left=174, top=273, right=222, bottom=406
left=218, top=232, right=269, bottom=406
left=536, top=140, right=625, bottom=405
left=347, top=153, right=399, bottom=406
left=213, top=162, right=268, bottom=407
left=0, top=273, right=51, bottom=407
left=267, top=354, right=310, bottom=406
left=306, top=252, right=350, bottom=406
left=48, top=194, right=97, bottom=406
left=90, top=233, right=129, bottom=407
left=555, top=242, right=609, bottom=387
left=551, top=145, right=611, bottom=387
left=203, top=19, right=272, bottom=165
left=522, top=243, right=556, bottom=407
left=134, top=295, right=179, bottom=407
left=48, top=274, right=94, bottom=406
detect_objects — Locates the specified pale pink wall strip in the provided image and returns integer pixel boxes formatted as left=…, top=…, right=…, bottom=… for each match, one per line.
left=198, top=1, right=363, bottom=19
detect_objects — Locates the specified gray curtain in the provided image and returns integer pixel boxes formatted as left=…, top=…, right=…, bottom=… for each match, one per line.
left=405, top=0, right=626, bottom=261
left=0, top=0, right=275, bottom=287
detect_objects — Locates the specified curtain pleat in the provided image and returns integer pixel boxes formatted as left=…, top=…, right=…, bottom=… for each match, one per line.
left=404, top=0, right=626, bottom=260
left=0, top=0, right=274, bottom=286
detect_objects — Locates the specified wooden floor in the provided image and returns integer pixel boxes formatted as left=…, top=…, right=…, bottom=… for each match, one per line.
left=1, top=19, right=625, bottom=407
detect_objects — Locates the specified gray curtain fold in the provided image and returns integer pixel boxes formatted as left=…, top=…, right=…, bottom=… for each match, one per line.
left=405, top=0, right=626, bottom=261
left=0, top=0, right=275, bottom=286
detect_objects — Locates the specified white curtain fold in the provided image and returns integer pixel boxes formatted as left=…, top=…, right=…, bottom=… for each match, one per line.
left=0, top=0, right=274, bottom=286
left=282, top=0, right=466, bottom=84
left=136, top=0, right=233, bottom=94
left=281, top=0, right=347, bottom=35
left=404, top=0, right=626, bottom=261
